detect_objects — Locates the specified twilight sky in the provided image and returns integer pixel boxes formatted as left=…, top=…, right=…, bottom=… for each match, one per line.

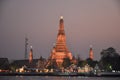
left=0, top=0, right=120, bottom=60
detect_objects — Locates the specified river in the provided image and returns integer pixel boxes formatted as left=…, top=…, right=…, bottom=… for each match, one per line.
left=0, top=76, right=120, bottom=80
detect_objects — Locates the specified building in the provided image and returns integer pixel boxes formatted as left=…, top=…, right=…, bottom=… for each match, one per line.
left=0, top=58, right=9, bottom=70
left=48, top=16, right=72, bottom=67
left=89, top=46, right=94, bottom=60
left=29, top=46, right=33, bottom=63
left=10, top=59, right=38, bottom=69
left=37, top=56, right=46, bottom=69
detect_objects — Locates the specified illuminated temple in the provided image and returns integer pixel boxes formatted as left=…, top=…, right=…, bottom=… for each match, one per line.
left=49, top=16, right=72, bottom=66
left=89, top=46, right=94, bottom=60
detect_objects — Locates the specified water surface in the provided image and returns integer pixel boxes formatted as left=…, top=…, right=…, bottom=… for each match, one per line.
left=0, top=76, right=119, bottom=80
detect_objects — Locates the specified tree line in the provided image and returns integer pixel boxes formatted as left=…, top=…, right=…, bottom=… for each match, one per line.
left=48, top=47, right=120, bottom=71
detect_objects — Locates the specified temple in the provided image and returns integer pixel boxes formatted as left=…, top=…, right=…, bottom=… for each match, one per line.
left=49, top=16, right=72, bottom=66
left=29, top=46, right=33, bottom=63
left=89, top=45, right=94, bottom=60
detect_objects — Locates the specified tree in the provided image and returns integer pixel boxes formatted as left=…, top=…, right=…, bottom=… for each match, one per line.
left=86, top=58, right=98, bottom=68
left=47, top=59, right=57, bottom=69
left=77, top=60, right=87, bottom=67
left=62, top=58, right=71, bottom=68
left=99, top=47, right=120, bottom=71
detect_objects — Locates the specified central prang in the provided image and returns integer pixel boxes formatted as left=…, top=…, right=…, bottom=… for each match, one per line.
left=46, top=16, right=72, bottom=68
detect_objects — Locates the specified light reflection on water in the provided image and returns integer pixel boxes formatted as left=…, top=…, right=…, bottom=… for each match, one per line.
left=0, top=76, right=120, bottom=80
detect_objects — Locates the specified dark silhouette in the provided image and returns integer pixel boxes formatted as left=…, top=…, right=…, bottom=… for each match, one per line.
left=0, top=58, right=9, bottom=70
left=99, top=47, right=120, bottom=71
left=62, top=58, right=71, bottom=68
left=86, top=58, right=98, bottom=68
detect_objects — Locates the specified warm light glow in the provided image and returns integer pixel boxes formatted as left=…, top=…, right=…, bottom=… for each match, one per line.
left=60, top=16, right=63, bottom=19
left=30, top=46, right=32, bottom=49
left=49, top=16, right=72, bottom=67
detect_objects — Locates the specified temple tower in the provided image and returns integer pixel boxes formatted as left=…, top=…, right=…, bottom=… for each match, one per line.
left=29, top=46, right=33, bottom=63
left=25, top=37, right=28, bottom=59
left=50, top=16, right=72, bottom=66
left=89, top=45, right=94, bottom=60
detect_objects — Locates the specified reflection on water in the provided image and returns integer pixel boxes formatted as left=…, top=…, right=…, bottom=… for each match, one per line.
left=0, top=76, right=120, bottom=80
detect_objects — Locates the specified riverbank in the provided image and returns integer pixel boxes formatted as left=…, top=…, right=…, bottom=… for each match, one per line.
left=0, top=72, right=120, bottom=77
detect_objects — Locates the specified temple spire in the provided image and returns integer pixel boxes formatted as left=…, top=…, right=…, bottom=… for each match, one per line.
left=25, top=36, right=28, bottom=59
left=89, top=45, right=94, bottom=60
left=59, top=16, right=64, bottom=32
left=60, top=16, right=63, bottom=19
left=47, top=16, right=72, bottom=67
left=29, top=46, right=33, bottom=63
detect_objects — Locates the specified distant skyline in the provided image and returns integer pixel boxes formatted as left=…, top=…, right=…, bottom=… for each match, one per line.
left=0, top=0, right=120, bottom=60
